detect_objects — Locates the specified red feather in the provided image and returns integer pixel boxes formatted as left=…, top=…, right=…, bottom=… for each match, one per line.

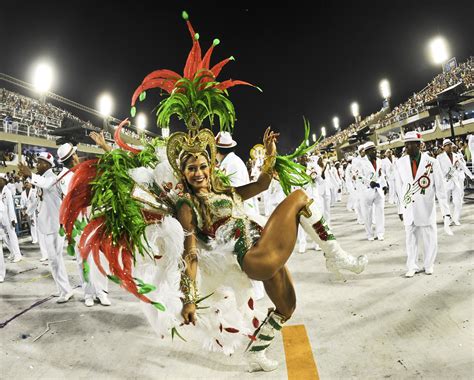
left=131, top=78, right=177, bottom=106
left=210, top=57, right=233, bottom=78
left=215, top=79, right=256, bottom=91
left=199, top=44, right=216, bottom=71
left=141, top=69, right=181, bottom=85
left=183, top=19, right=202, bottom=79
left=252, top=317, right=260, bottom=329
left=248, top=297, right=254, bottom=310
left=60, top=159, right=98, bottom=238
left=224, top=327, right=239, bottom=333
left=114, top=119, right=142, bottom=154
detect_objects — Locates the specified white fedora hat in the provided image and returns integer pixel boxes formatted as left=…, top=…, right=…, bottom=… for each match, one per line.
left=442, top=138, right=453, bottom=147
left=57, top=143, right=77, bottom=163
left=215, top=131, right=237, bottom=148
left=403, top=131, right=422, bottom=142
left=363, top=141, right=376, bottom=151
left=37, top=151, right=55, bottom=166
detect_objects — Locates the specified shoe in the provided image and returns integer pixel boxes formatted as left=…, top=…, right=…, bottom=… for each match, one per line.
left=0, top=278, right=4, bottom=283
left=452, top=220, right=461, bottom=226
left=8, top=255, right=13, bottom=261
left=299, top=199, right=368, bottom=278
left=32, top=240, right=38, bottom=244
left=57, top=291, right=74, bottom=303
left=246, top=351, right=279, bottom=373
left=405, top=270, right=417, bottom=278
left=377, top=235, right=384, bottom=241
left=315, top=244, right=322, bottom=251
left=368, top=237, right=375, bottom=241
left=39, top=257, right=48, bottom=262
left=12, top=256, right=22, bottom=263
left=84, top=296, right=95, bottom=307
left=97, top=293, right=111, bottom=306
left=425, top=268, right=433, bottom=275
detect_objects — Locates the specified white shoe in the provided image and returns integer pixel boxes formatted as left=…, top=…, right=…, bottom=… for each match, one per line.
left=12, top=256, right=22, bottom=263
left=425, top=268, right=434, bottom=275
left=452, top=220, right=461, bottom=226
left=97, top=293, right=111, bottom=306
left=368, top=237, right=375, bottom=241
left=405, top=270, right=417, bottom=278
left=0, top=278, right=4, bottom=283
left=246, top=351, right=278, bottom=372
left=57, top=291, right=74, bottom=303
left=315, top=244, right=322, bottom=251
left=39, top=257, right=48, bottom=262
left=377, top=235, right=384, bottom=241
left=84, top=296, right=95, bottom=307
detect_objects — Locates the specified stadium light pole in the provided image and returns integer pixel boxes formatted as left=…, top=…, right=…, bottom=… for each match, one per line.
left=98, top=93, right=113, bottom=130
left=379, top=79, right=391, bottom=109
left=32, top=62, right=54, bottom=104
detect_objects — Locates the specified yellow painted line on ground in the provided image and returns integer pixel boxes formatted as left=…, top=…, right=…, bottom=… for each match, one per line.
left=282, top=324, right=319, bottom=380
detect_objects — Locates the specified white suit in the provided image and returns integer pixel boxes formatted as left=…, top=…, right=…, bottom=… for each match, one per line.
left=345, top=163, right=357, bottom=212
left=0, top=200, right=7, bottom=281
left=437, top=152, right=472, bottom=224
left=314, top=163, right=332, bottom=224
left=58, top=167, right=109, bottom=301
left=381, top=156, right=397, bottom=204
left=395, top=153, right=450, bottom=272
left=1, top=186, right=22, bottom=260
left=30, top=168, right=72, bottom=296
left=358, top=156, right=387, bottom=240
left=20, top=187, right=38, bottom=244
left=351, top=155, right=366, bottom=224
left=217, top=153, right=264, bottom=300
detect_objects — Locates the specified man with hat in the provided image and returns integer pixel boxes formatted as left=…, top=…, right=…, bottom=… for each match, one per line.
left=215, top=131, right=265, bottom=300
left=395, top=131, right=452, bottom=277
left=358, top=141, right=387, bottom=241
left=18, top=152, right=74, bottom=303
left=0, top=173, right=22, bottom=263
left=56, top=143, right=112, bottom=307
left=437, top=139, right=473, bottom=225
left=351, top=144, right=368, bottom=225
left=381, top=149, right=397, bottom=205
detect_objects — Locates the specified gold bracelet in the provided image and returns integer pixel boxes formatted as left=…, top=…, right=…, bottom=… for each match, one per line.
left=261, top=155, right=276, bottom=177
left=180, top=273, right=199, bottom=305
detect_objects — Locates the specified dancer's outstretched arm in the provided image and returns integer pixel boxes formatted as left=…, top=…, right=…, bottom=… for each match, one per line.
left=236, top=127, right=279, bottom=200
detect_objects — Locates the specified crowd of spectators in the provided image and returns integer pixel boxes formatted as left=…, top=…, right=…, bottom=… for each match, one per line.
left=318, top=57, right=473, bottom=149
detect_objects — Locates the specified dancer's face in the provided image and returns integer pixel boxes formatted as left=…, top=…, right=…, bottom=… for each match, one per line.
left=183, top=154, right=210, bottom=193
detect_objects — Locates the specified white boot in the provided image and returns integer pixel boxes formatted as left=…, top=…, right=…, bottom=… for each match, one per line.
left=298, top=199, right=368, bottom=278
left=245, top=309, right=285, bottom=372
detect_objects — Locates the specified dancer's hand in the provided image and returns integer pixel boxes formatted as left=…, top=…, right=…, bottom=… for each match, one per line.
left=18, top=162, right=32, bottom=178
left=182, top=303, right=197, bottom=325
left=263, top=126, right=279, bottom=157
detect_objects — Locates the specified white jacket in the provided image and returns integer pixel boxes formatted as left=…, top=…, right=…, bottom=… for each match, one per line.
left=358, top=157, right=387, bottom=197
left=57, top=167, right=74, bottom=197
left=437, top=152, right=466, bottom=191
left=30, top=168, right=62, bottom=235
left=395, top=153, right=450, bottom=226
left=381, top=156, right=397, bottom=181
left=1, top=186, right=17, bottom=227
left=20, top=188, right=38, bottom=217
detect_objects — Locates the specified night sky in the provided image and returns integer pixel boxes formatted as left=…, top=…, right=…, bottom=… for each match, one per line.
left=2, top=1, right=473, bottom=157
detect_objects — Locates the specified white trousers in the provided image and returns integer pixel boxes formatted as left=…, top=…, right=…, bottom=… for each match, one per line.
left=405, top=223, right=437, bottom=272
left=362, top=189, right=385, bottom=238
left=319, top=193, right=331, bottom=225
left=38, top=231, right=72, bottom=295
left=75, top=247, right=109, bottom=298
left=0, top=237, right=5, bottom=281
left=3, top=223, right=22, bottom=259
left=27, top=215, right=38, bottom=243
left=387, top=178, right=396, bottom=204
left=446, top=186, right=463, bottom=222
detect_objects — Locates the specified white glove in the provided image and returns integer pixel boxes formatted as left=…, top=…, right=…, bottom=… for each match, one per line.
left=443, top=216, right=453, bottom=236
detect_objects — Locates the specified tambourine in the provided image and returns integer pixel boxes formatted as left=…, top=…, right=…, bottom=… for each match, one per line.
left=417, top=175, right=430, bottom=189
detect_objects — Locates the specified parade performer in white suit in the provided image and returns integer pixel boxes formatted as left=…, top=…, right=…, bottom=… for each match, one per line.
left=358, top=142, right=387, bottom=241
left=57, top=142, right=112, bottom=307
left=0, top=198, right=7, bottom=282
left=20, top=182, right=39, bottom=245
left=351, top=144, right=367, bottom=224
left=381, top=149, right=397, bottom=205
left=18, top=152, right=73, bottom=303
left=0, top=174, right=22, bottom=262
left=395, top=132, right=452, bottom=277
left=437, top=139, right=473, bottom=225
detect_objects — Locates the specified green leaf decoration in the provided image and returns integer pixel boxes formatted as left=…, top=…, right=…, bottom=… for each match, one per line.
left=139, top=91, right=147, bottom=102
left=196, top=292, right=214, bottom=305
left=71, top=228, right=79, bottom=239
left=83, top=261, right=90, bottom=282
left=151, top=301, right=166, bottom=312
left=194, top=33, right=199, bottom=40
left=67, top=244, right=76, bottom=257
left=58, top=226, right=65, bottom=237
left=171, top=327, right=187, bottom=342
left=138, top=284, right=157, bottom=294
left=107, top=275, right=122, bottom=284
left=213, top=38, right=220, bottom=46
left=130, top=106, right=137, bottom=117
left=182, top=10, right=189, bottom=20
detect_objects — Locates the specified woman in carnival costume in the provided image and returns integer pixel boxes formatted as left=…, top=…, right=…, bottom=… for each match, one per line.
left=60, top=12, right=368, bottom=372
